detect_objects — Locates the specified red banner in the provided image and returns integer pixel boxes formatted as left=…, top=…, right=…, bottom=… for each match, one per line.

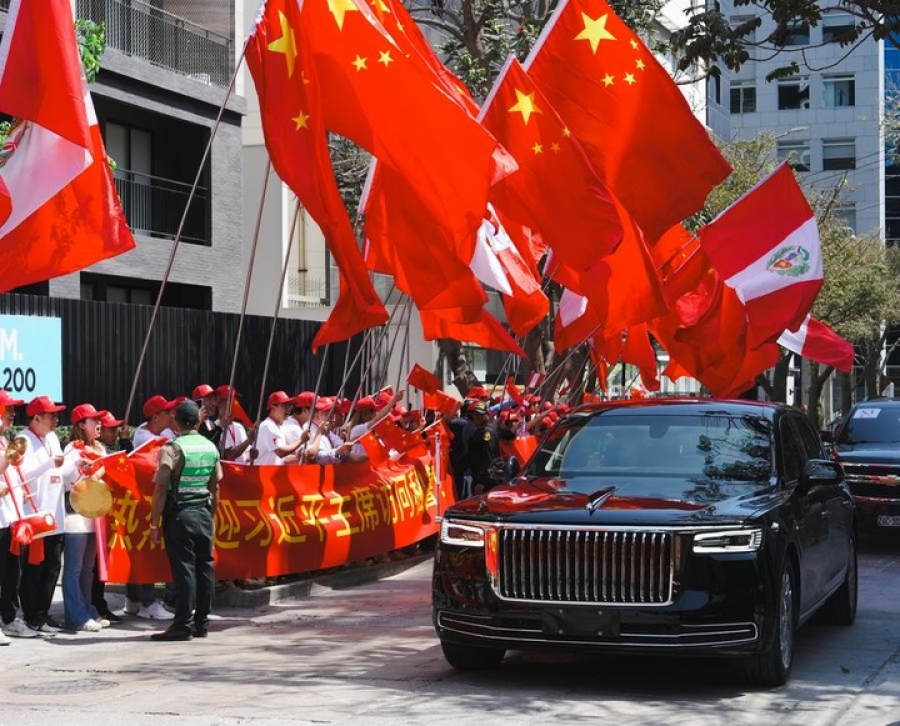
left=100, top=441, right=454, bottom=583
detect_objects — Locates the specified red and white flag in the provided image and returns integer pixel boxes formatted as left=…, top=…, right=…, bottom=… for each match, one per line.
left=699, top=163, right=823, bottom=349
left=0, top=0, right=135, bottom=291
left=777, top=315, right=854, bottom=373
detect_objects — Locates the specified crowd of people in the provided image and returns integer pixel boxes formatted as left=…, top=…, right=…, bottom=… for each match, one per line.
left=0, top=377, right=568, bottom=645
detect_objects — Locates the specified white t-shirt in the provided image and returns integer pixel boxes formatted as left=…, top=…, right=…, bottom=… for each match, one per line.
left=133, top=424, right=175, bottom=448
left=219, top=420, right=249, bottom=464
left=254, top=417, right=285, bottom=465
left=18, top=428, right=66, bottom=535
left=349, top=422, right=369, bottom=458
left=282, top=417, right=304, bottom=446
left=63, top=440, right=107, bottom=534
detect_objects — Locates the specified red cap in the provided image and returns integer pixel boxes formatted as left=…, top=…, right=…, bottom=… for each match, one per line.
left=70, top=403, right=108, bottom=425
left=99, top=411, right=125, bottom=428
left=142, top=395, right=179, bottom=419
left=215, top=385, right=239, bottom=399
left=373, top=392, right=392, bottom=409
left=338, top=398, right=352, bottom=415
left=26, top=396, right=67, bottom=417
left=314, top=396, right=334, bottom=411
left=267, top=391, right=295, bottom=408
left=0, top=390, right=25, bottom=407
left=293, top=391, right=315, bottom=409
left=542, top=401, right=553, bottom=410
left=355, top=396, right=377, bottom=412
left=467, top=385, right=489, bottom=399
left=192, top=384, right=215, bottom=399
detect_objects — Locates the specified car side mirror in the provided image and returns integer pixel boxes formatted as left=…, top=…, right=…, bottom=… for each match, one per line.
left=798, top=458, right=843, bottom=494
left=504, top=456, right=521, bottom=480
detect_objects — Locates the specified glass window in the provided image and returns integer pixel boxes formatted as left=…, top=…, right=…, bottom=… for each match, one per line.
left=779, top=418, right=805, bottom=481
left=823, top=75, right=855, bottom=107
left=730, top=81, right=757, bottom=113
left=822, top=12, right=856, bottom=44
left=823, top=138, right=856, bottom=170
left=777, top=140, right=811, bottom=172
left=838, top=405, right=900, bottom=444
left=834, top=204, right=857, bottom=232
left=791, top=415, right=825, bottom=459
left=778, top=77, right=810, bottom=110
left=782, top=21, right=810, bottom=46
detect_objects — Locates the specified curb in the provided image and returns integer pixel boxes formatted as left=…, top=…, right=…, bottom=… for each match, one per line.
left=212, top=553, right=434, bottom=609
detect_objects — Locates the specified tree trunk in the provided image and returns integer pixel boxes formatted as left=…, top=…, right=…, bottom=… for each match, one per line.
left=437, top=338, right=477, bottom=398
left=861, top=337, right=880, bottom=398
left=806, top=361, right=834, bottom=429
left=769, top=352, right=791, bottom=403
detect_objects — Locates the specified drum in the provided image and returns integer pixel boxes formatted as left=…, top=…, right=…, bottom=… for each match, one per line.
left=69, top=478, right=113, bottom=518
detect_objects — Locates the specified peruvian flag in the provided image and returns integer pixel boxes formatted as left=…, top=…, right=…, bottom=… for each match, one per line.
left=0, top=0, right=135, bottom=291
left=699, top=163, right=823, bottom=349
left=777, top=315, right=854, bottom=373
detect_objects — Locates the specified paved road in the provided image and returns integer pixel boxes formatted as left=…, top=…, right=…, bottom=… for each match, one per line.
left=1, top=533, right=899, bottom=726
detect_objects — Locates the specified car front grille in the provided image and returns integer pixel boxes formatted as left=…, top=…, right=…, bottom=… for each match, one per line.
left=841, top=462, right=900, bottom=494
left=497, top=528, right=675, bottom=605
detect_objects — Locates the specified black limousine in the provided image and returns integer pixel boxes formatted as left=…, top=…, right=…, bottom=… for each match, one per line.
left=433, top=399, right=857, bottom=686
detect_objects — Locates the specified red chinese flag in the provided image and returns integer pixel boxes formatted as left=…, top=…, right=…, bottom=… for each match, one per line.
left=420, top=308, right=525, bottom=357
left=0, top=0, right=135, bottom=291
left=423, top=390, right=460, bottom=416
left=245, top=0, right=388, bottom=348
left=407, top=363, right=442, bottom=395
left=525, top=0, right=731, bottom=242
left=482, top=57, right=623, bottom=275
left=505, top=376, right=525, bottom=406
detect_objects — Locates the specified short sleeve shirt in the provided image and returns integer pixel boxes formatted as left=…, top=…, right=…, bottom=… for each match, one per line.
left=254, top=417, right=285, bottom=465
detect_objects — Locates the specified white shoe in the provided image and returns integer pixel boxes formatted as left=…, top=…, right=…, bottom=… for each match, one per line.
left=137, top=601, right=174, bottom=620
left=77, top=619, right=103, bottom=632
left=124, top=598, right=140, bottom=615
left=2, top=618, right=39, bottom=638
left=96, top=618, right=111, bottom=628
left=0, top=630, right=9, bottom=645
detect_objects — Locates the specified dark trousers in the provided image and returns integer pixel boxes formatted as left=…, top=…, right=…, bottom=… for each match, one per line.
left=20, top=533, right=64, bottom=627
left=91, top=566, right=108, bottom=614
left=163, top=505, right=214, bottom=633
left=0, top=526, right=17, bottom=624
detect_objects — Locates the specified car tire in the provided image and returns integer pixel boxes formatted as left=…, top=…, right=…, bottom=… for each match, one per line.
left=746, top=559, right=797, bottom=688
left=440, top=640, right=506, bottom=670
left=821, top=536, right=858, bottom=626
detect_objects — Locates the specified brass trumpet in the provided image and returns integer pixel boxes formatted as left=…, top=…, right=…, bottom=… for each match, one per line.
left=4, top=436, right=27, bottom=464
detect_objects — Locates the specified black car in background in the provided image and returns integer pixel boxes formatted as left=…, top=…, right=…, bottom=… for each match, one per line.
left=825, top=398, right=900, bottom=530
left=433, top=399, right=857, bottom=687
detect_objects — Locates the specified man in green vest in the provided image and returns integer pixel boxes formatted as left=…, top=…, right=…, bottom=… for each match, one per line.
left=148, top=399, right=223, bottom=641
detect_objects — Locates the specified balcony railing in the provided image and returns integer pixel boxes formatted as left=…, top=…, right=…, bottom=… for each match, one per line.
left=114, top=169, right=209, bottom=244
left=76, top=0, right=233, bottom=87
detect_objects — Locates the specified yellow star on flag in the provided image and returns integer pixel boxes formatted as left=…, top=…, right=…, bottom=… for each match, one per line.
left=624, top=72, right=636, bottom=85
left=636, top=58, right=646, bottom=71
left=629, top=38, right=638, bottom=50
left=602, top=73, right=614, bottom=87
left=352, top=55, right=368, bottom=71
left=328, top=0, right=359, bottom=31
left=562, top=127, right=571, bottom=137
left=378, top=50, right=394, bottom=67
left=508, top=89, right=541, bottom=125
left=551, top=142, right=561, bottom=153
left=267, top=11, right=298, bottom=77
left=370, top=0, right=390, bottom=12
left=292, top=110, right=310, bottom=130
left=532, top=142, right=543, bottom=155
left=575, top=12, right=616, bottom=54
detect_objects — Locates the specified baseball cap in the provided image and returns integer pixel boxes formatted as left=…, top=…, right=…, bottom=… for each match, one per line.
left=192, top=383, right=215, bottom=400
left=314, top=396, right=334, bottom=411
left=0, top=390, right=25, bottom=407
left=70, top=403, right=108, bottom=425
left=467, top=385, right=489, bottom=399
left=293, top=391, right=315, bottom=409
left=355, top=396, right=377, bottom=412
left=142, top=395, right=179, bottom=419
left=99, top=411, right=125, bottom=428
left=26, top=396, right=66, bottom=417
left=267, top=391, right=295, bottom=408
left=174, top=399, right=201, bottom=424
left=215, top=385, right=238, bottom=399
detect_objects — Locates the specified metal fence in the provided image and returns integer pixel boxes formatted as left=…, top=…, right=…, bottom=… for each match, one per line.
left=76, top=0, right=234, bottom=87
left=0, top=294, right=360, bottom=426
left=113, top=169, right=209, bottom=244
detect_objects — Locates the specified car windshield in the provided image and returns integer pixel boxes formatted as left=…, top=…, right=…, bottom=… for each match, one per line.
left=528, top=412, right=773, bottom=483
left=837, top=405, right=900, bottom=444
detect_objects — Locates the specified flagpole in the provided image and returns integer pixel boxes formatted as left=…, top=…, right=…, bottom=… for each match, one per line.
left=123, top=36, right=252, bottom=425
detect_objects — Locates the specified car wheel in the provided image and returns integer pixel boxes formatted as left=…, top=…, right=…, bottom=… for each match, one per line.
left=821, top=536, right=858, bottom=626
left=746, top=559, right=797, bottom=688
left=440, top=640, right=506, bottom=670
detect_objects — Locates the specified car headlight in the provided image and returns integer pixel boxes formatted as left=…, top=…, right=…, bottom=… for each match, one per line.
left=440, top=519, right=486, bottom=547
left=693, top=528, right=763, bottom=554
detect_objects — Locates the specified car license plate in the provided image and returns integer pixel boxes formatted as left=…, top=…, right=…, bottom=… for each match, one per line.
left=877, top=515, right=900, bottom=527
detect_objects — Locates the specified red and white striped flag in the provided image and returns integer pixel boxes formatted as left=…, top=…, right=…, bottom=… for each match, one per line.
left=777, top=315, right=854, bottom=373
left=700, top=163, right=822, bottom=349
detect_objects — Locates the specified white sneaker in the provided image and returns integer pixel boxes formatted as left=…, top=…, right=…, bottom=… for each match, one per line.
left=0, top=630, right=9, bottom=645
left=77, top=619, right=103, bottom=632
left=124, top=598, right=140, bottom=615
left=137, top=601, right=174, bottom=620
left=96, top=618, right=111, bottom=629
left=2, top=618, right=39, bottom=638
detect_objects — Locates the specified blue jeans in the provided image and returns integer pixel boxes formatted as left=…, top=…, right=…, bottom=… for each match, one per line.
left=63, top=532, right=98, bottom=628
